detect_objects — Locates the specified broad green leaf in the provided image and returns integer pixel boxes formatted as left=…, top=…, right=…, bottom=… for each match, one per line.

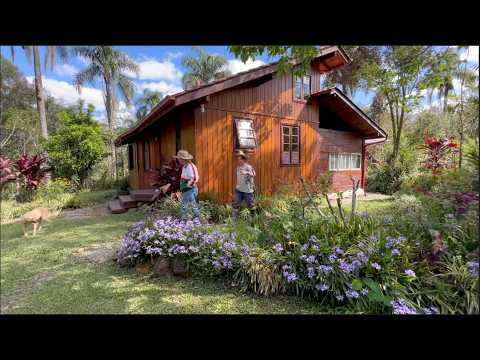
left=352, top=279, right=363, bottom=291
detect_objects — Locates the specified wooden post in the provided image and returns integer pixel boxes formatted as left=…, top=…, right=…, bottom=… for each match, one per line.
left=350, top=176, right=360, bottom=218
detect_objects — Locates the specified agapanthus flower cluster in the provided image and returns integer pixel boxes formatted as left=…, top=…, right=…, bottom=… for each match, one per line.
left=422, top=307, right=439, bottom=315
left=404, top=269, right=416, bottom=277
left=466, top=261, right=479, bottom=276
left=390, top=298, right=417, bottom=315
left=282, top=264, right=298, bottom=282
left=386, top=235, right=406, bottom=249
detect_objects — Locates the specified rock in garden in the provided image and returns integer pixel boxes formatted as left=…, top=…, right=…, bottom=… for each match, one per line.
left=172, top=257, right=188, bottom=277
left=135, top=261, right=153, bottom=274
left=152, top=257, right=173, bottom=276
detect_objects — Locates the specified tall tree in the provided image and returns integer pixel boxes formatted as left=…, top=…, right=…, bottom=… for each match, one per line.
left=359, top=46, right=438, bottom=165
left=324, top=46, right=380, bottom=97
left=453, top=49, right=479, bottom=168
left=182, top=47, right=231, bottom=89
left=71, top=46, right=139, bottom=180
left=10, top=46, right=69, bottom=139
left=135, top=89, right=163, bottom=121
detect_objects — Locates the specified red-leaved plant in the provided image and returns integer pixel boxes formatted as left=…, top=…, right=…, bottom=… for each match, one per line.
left=418, top=137, right=458, bottom=175
left=15, top=154, right=48, bottom=190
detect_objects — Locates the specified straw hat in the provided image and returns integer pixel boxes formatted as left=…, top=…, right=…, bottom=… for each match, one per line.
left=234, top=150, right=247, bottom=159
left=174, top=150, right=193, bottom=160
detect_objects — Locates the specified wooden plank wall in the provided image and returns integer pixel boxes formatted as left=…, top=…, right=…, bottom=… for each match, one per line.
left=193, top=67, right=364, bottom=203
left=128, top=109, right=196, bottom=190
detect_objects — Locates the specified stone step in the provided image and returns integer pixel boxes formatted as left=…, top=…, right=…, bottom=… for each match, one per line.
left=130, top=189, right=161, bottom=202
left=118, top=195, right=137, bottom=209
left=108, top=199, right=127, bottom=214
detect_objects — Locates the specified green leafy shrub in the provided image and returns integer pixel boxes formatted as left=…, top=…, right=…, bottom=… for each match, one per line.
left=44, top=102, right=106, bottom=187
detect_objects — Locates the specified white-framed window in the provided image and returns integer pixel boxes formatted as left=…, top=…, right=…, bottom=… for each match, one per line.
left=329, top=153, right=362, bottom=170
left=234, top=118, right=257, bottom=149
left=293, top=74, right=311, bottom=101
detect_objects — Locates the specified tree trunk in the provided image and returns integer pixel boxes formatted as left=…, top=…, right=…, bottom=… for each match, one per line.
left=33, top=46, right=48, bottom=140
left=105, top=78, right=117, bottom=180
left=33, top=46, right=51, bottom=181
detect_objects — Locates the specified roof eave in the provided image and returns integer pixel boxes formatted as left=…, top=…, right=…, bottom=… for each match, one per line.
left=312, top=87, right=387, bottom=139
left=115, top=96, right=176, bottom=146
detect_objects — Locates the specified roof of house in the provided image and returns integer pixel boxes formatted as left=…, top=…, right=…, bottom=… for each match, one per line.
left=115, top=46, right=351, bottom=146
left=312, top=87, right=387, bottom=140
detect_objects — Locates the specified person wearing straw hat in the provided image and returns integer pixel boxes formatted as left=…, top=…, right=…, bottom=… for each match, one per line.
left=232, top=150, right=256, bottom=219
left=174, top=149, right=200, bottom=219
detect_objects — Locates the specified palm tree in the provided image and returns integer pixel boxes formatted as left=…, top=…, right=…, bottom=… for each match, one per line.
left=181, top=47, right=231, bottom=90
left=135, top=89, right=163, bottom=121
left=10, top=46, right=69, bottom=139
left=71, top=46, right=139, bottom=180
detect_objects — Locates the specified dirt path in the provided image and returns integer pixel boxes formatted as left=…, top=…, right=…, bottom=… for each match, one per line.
left=59, top=205, right=110, bottom=220
left=1, top=205, right=111, bottom=225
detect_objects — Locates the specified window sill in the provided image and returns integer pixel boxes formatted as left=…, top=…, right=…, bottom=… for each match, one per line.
left=293, top=99, right=307, bottom=104
left=329, top=169, right=362, bottom=172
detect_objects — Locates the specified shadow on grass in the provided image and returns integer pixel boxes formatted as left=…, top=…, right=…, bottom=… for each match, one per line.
left=1, top=211, right=341, bottom=314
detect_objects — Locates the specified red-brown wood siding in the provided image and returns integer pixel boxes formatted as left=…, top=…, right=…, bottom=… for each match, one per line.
left=129, top=64, right=365, bottom=200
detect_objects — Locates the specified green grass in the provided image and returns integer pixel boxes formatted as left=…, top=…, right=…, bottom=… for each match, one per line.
left=1, top=189, right=116, bottom=222
left=1, top=209, right=352, bottom=314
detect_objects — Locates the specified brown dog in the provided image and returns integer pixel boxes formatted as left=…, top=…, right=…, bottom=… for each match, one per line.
left=18, top=207, right=59, bottom=237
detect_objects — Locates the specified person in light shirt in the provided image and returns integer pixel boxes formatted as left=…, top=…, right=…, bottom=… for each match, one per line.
left=175, top=150, right=200, bottom=219
left=232, top=150, right=256, bottom=219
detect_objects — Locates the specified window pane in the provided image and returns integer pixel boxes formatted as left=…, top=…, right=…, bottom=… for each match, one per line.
left=291, top=135, right=299, bottom=145
left=291, top=143, right=299, bottom=152
left=283, top=143, right=290, bottom=152
left=294, top=83, right=302, bottom=99
left=292, top=127, right=299, bottom=136
left=291, top=151, right=299, bottom=164
left=330, top=153, right=338, bottom=170
left=282, top=152, right=290, bottom=164
left=283, top=135, right=290, bottom=144
left=338, top=154, right=346, bottom=169
left=303, top=75, right=311, bottom=98
left=353, top=154, right=361, bottom=169
left=237, top=119, right=253, bottom=129
left=283, top=126, right=290, bottom=135
left=240, top=138, right=255, bottom=148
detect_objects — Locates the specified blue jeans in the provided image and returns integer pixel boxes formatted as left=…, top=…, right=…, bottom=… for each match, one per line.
left=181, top=186, right=200, bottom=219
left=232, top=189, right=256, bottom=218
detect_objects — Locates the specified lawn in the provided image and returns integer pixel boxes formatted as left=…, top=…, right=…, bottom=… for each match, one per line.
left=0, top=208, right=362, bottom=314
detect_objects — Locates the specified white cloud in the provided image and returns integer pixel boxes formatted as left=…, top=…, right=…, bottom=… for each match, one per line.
left=27, top=76, right=105, bottom=111
left=166, top=51, right=183, bottom=60
left=138, top=81, right=183, bottom=95
left=54, top=63, right=78, bottom=77
left=126, top=59, right=183, bottom=82
left=116, top=101, right=136, bottom=125
left=226, top=59, right=265, bottom=74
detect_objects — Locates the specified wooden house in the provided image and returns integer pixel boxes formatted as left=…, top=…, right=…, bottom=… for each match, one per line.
left=115, top=46, right=387, bottom=204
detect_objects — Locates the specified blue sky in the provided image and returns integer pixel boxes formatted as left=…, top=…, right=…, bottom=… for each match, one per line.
left=2, top=45, right=478, bottom=124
